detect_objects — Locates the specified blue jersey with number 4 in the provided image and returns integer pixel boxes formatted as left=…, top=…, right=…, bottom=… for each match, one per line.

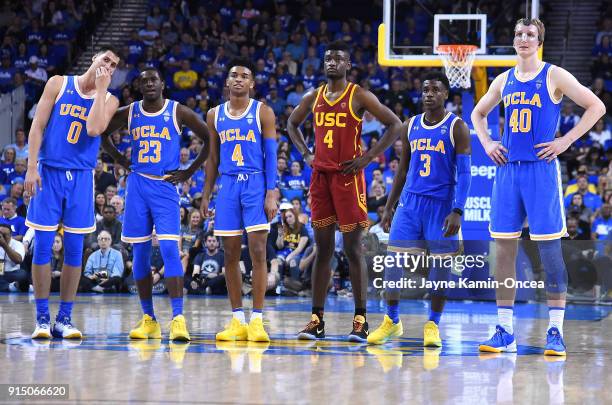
left=501, top=63, right=561, bottom=162
left=40, top=75, right=109, bottom=170
left=128, top=99, right=181, bottom=176
left=215, top=99, right=264, bottom=175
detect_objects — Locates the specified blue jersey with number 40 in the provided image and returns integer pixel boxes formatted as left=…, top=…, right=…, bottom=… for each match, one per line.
left=215, top=99, right=264, bottom=175
left=127, top=99, right=181, bottom=176
left=501, top=63, right=562, bottom=162
left=40, top=75, right=109, bottom=170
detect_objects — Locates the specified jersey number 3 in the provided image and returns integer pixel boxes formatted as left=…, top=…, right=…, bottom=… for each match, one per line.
left=419, top=154, right=431, bottom=177
left=138, top=140, right=161, bottom=163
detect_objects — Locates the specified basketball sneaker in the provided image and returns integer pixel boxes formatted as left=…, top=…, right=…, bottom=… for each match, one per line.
left=423, top=321, right=442, bottom=347
left=169, top=315, right=190, bottom=341
left=479, top=325, right=517, bottom=353
left=347, top=315, right=369, bottom=343
left=297, top=314, right=325, bottom=340
left=51, top=316, right=82, bottom=339
left=129, top=314, right=162, bottom=339
left=367, top=315, right=403, bottom=345
left=247, top=317, right=270, bottom=342
left=216, top=317, right=248, bottom=341
left=543, top=327, right=566, bottom=356
left=31, top=315, right=51, bottom=339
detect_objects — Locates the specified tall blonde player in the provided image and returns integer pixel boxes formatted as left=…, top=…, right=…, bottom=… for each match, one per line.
left=471, top=18, right=605, bottom=355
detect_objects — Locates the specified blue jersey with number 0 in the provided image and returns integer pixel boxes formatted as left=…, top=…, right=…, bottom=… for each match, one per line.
left=501, top=63, right=562, bottom=162
left=128, top=99, right=182, bottom=176
left=40, top=75, right=108, bottom=170
left=215, top=99, right=264, bottom=175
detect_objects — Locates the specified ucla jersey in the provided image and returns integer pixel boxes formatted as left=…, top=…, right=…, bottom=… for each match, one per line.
left=501, top=63, right=562, bottom=161
left=128, top=99, right=181, bottom=176
left=404, top=112, right=458, bottom=200
left=40, top=75, right=109, bottom=169
left=215, top=99, right=264, bottom=175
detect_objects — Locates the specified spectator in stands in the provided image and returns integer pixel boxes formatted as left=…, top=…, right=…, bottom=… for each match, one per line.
left=367, top=181, right=388, bottom=213
left=110, top=195, right=125, bottom=223
left=592, top=203, right=611, bottom=241
left=1, top=147, right=15, bottom=179
left=0, top=54, right=15, bottom=93
left=189, top=232, right=226, bottom=295
left=567, top=193, right=594, bottom=237
left=0, top=223, right=25, bottom=292
left=4, top=128, right=28, bottom=160
left=94, top=192, right=106, bottom=222
left=565, top=175, right=603, bottom=212
left=138, top=21, right=159, bottom=46
left=49, top=233, right=64, bottom=292
left=8, top=158, right=27, bottom=184
left=301, top=46, right=320, bottom=75
left=362, top=111, right=384, bottom=139
left=180, top=209, right=203, bottom=272
left=275, top=208, right=309, bottom=285
left=558, top=103, right=581, bottom=137
left=24, top=56, right=47, bottom=99
left=94, top=159, right=117, bottom=194
left=0, top=197, right=26, bottom=241
left=86, top=205, right=123, bottom=254
left=276, top=155, right=288, bottom=186
left=564, top=217, right=591, bottom=241
left=282, top=160, right=307, bottom=195
left=589, top=119, right=611, bottom=147
left=81, top=230, right=124, bottom=293
left=383, top=157, right=398, bottom=193
left=105, top=184, right=117, bottom=204
left=173, top=59, right=198, bottom=90
left=9, top=181, right=24, bottom=208
left=179, top=147, right=191, bottom=170
left=287, top=81, right=306, bottom=107
left=16, top=190, right=30, bottom=218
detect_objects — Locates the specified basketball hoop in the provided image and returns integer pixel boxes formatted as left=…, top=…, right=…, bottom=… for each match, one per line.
left=437, top=45, right=478, bottom=89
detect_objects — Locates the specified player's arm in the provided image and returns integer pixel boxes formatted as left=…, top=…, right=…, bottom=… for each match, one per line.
left=340, top=87, right=402, bottom=174
left=535, top=66, right=607, bottom=162
left=101, top=106, right=131, bottom=170
left=444, top=119, right=472, bottom=237
left=260, top=103, right=280, bottom=221
left=86, top=66, right=120, bottom=136
left=471, top=73, right=508, bottom=165
left=165, top=104, right=211, bottom=184
left=201, top=108, right=220, bottom=219
left=381, top=121, right=410, bottom=232
left=24, top=75, right=64, bottom=195
left=287, top=88, right=318, bottom=166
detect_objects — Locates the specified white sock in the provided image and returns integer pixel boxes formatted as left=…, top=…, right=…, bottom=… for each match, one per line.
left=497, top=307, right=514, bottom=334
left=232, top=309, right=246, bottom=324
left=250, top=311, right=263, bottom=321
left=548, top=308, right=565, bottom=335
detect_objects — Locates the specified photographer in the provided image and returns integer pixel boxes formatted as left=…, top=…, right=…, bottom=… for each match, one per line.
left=188, top=232, right=226, bottom=295
left=80, top=231, right=124, bottom=293
left=0, top=223, right=26, bottom=292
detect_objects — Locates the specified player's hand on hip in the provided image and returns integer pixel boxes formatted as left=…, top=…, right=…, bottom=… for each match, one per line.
left=484, top=141, right=508, bottom=166
left=25, top=167, right=42, bottom=195
left=535, top=137, right=571, bottom=163
left=95, top=66, right=111, bottom=92
left=381, top=208, right=393, bottom=233
left=164, top=169, right=191, bottom=185
left=442, top=212, right=461, bottom=237
left=340, top=155, right=371, bottom=175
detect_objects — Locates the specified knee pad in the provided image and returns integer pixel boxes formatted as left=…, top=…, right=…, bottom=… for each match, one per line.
left=159, top=240, right=182, bottom=278
left=32, top=230, right=55, bottom=265
left=63, top=232, right=85, bottom=267
left=132, top=241, right=152, bottom=281
left=538, top=239, right=568, bottom=294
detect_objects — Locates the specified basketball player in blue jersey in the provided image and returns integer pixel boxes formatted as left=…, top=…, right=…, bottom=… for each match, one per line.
left=472, top=18, right=605, bottom=355
left=101, top=67, right=210, bottom=341
left=367, top=72, right=472, bottom=346
left=201, top=58, right=278, bottom=342
left=25, top=47, right=121, bottom=339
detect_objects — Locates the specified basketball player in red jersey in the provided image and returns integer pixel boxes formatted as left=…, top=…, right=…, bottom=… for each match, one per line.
left=287, top=40, right=403, bottom=342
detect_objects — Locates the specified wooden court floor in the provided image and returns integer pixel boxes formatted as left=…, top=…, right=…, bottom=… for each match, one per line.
left=0, top=293, right=610, bottom=404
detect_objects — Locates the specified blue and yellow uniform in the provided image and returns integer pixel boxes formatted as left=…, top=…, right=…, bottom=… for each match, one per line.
left=490, top=63, right=565, bottom=240
left=26, top=75, right=109, bottom=233
left=388, top=112, right=460, bottom=254
left=121, top=99, right=182, bottom=243
left=213, top=99, right=269, bottom=236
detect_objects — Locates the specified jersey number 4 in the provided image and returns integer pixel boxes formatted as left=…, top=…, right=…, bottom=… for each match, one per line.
left=232, top=144, right=244, bottom=166
left=324, top=130, right=333, bottom=148
left=138, top=140, right=161, bottom=163
left=509, top=108, right=531, bottom=133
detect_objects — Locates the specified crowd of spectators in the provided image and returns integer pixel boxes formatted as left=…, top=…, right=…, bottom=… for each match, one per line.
left=0, top=0, right=609, bottom=300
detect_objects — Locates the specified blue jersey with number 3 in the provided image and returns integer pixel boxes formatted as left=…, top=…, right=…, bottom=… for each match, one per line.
left=215, top=99, right=264, bottom=175
left=501, top=63, right=561, bottom=162
left=128, top=99, right=181, bottom=176
left=40, top=75, right=108, bottom=170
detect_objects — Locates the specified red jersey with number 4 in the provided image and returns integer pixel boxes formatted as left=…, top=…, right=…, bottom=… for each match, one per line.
left=312, top=82, right=363, bottom=172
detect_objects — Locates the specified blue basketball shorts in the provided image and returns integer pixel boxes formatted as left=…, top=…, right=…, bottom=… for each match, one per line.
left=388, top=192, right=460, bottom=255
left=26, top=164, right=95, bottom=234
left=214, top=172, right=269, bottom=237
left=490, top=160, right=566, bottom=240
left=121, top=173, right=181, bottom=243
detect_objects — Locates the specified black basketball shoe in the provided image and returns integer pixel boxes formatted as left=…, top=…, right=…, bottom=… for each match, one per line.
left=297, top=314, right=325, bottom=340
left=347, top=315, right=369, bottom=343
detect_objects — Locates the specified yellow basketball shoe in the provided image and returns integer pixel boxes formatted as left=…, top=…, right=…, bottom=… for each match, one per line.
left=129, top=314, right=162, bottom=339
left=247, top=317, right=270, bottom=342
left=216, top=317, right=248, bottom=341
left=423, top=321, right=442, bottom=347
left=367, top=315, right=403, bottom=345
left=169, top=315, right=191, bottom=342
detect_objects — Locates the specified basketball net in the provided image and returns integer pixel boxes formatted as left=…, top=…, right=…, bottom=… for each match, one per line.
left=437, top=45, right=478, bottom=89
